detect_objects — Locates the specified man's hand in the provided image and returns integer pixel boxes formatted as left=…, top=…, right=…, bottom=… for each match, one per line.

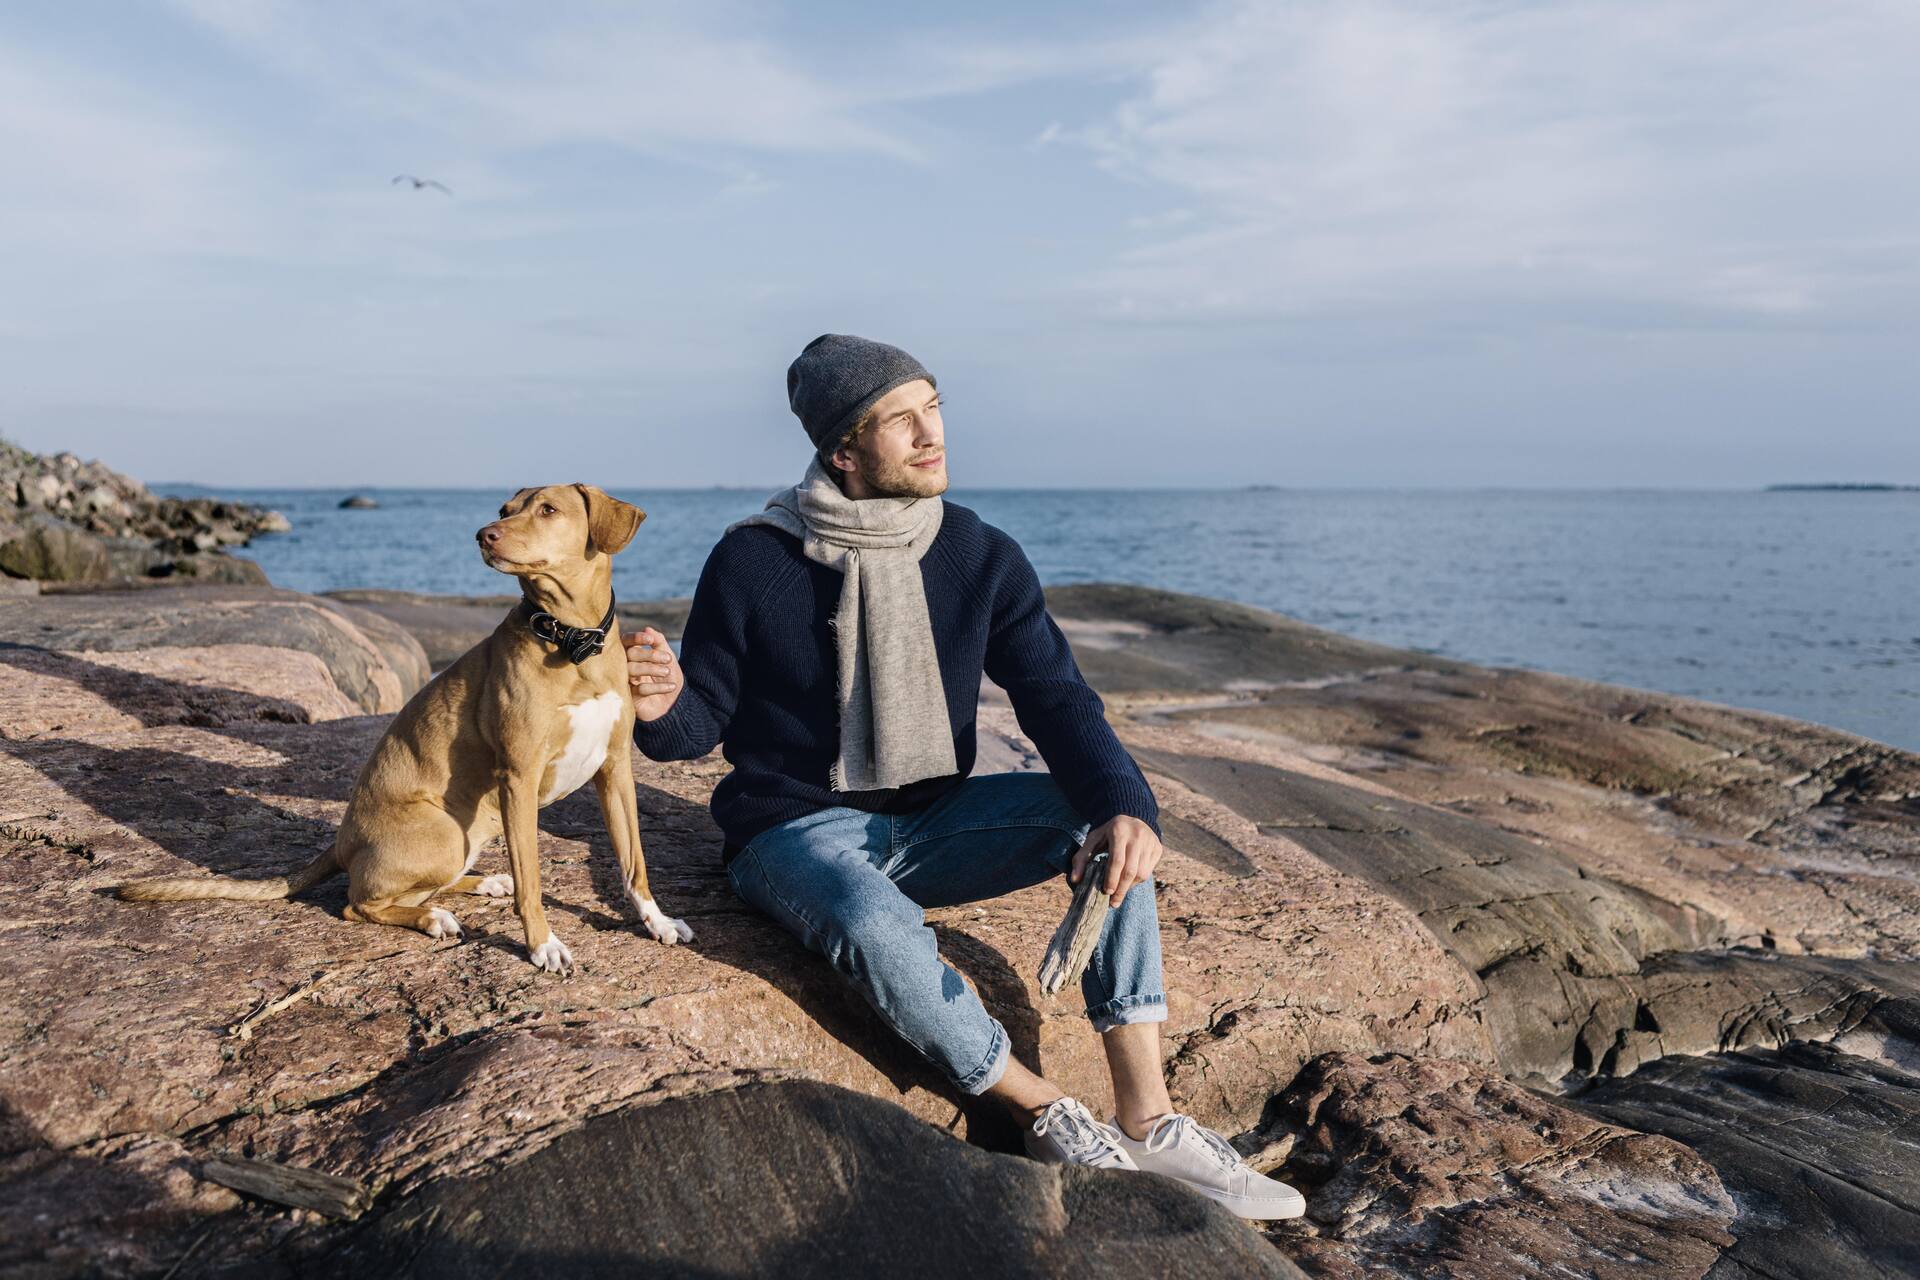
left=625, top=626, right=683, bottom=722
left=1070, top=815, right=1163, bottom=908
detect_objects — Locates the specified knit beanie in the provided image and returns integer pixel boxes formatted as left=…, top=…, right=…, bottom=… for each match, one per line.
left=786, top=334, right=936, bottom=455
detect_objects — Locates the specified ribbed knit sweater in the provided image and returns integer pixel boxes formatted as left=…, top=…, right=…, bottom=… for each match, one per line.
left=631, top=502, right=1159, bottom=862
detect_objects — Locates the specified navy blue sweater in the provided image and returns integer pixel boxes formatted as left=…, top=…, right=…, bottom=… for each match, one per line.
left=632, top=502, right=1159, bottom=861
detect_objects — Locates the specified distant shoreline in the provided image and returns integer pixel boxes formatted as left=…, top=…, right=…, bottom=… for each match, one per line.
left=1765, top=483, right=1920, bottom=492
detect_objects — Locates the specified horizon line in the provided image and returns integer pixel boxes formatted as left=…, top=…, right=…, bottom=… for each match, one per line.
left=151, top=481, right=1918, bottom=495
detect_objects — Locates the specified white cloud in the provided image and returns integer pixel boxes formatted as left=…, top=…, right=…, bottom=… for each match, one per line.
left=1056, top=0, right=1920, bottom=327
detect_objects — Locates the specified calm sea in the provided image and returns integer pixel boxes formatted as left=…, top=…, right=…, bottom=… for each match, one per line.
left=165, top=485, right=1920, bottom=753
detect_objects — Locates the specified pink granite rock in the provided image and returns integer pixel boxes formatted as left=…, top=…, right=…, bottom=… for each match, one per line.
left=4, top=583, right=1916, bottom=1277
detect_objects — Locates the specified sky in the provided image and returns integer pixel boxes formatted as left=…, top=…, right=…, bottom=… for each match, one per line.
left=2, top=0, right=1917, bottom=489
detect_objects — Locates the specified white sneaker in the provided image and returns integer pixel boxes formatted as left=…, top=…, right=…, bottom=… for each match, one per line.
left=1023, top=1097, right=1139, bottom=1170
left=1114, top=1113, right=1307, bottom=1220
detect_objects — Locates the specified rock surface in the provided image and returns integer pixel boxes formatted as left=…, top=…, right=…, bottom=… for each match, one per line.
left=1572, top=1039, right=1920, bottom=1279
left=0, top=436, right=285, bottom=585
left=1262, top=1052, right=1736, bottom=1279
left=2, top=580, right=1916, bottom=1278
left=0, top=586, right=430, bottom=717
left=269, top=1080, right=1306, bottom=1280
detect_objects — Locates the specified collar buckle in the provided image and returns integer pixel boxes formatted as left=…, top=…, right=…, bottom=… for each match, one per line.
left=520, top=594, right=617, bottom=665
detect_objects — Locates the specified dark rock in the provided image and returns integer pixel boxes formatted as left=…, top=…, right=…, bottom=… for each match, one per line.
left=1, top=435, right=288, bottom=585
left=293, top=1080, right=1304, bottom=1280
left=1555, top=948, right=1920, bottom=1083
left=1570, top=1035, right=1920, bottom=1280
left=0, top=512, right=114, bottom=582
left=1160, top=813, right=1257, bottom=878
left=337, top=495, right=378, bottom=509
left=152, top=551, right=273, bottom=585
left=92, top=535, right=272, bottom=585
left=0, top=1131, right=240, bottom=1278
left=1045, top=583, right=1441, bottom=693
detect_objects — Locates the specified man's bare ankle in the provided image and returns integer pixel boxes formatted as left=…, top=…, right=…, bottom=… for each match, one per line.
left=1023, top=1094, right=1067, bottom=1120
left=1115, top=1109, right=1172, bottom=1141
left=983, top=1061, right=1066, bottom=1123
left=999, top=1086, right=1065, bottom=1123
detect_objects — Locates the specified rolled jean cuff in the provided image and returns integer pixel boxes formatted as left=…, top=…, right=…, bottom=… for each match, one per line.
left=955, top=1018, right=1011, bottom=1095
left=1088, top=994, right=1167, bottom=1033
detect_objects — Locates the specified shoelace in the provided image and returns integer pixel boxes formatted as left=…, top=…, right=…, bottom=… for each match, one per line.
left=1033, top=1100, right=1125, bottom=1161
left=1144, top=1114, right=1242, bottom=1171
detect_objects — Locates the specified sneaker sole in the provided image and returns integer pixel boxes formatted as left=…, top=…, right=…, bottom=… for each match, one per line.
left=1167, top=1176, right=1307, bottom=1221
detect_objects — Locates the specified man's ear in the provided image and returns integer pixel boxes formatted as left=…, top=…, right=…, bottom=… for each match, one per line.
left=574, top=483, right=645, bottom=555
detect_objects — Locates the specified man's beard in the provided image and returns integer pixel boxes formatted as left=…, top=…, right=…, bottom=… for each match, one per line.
left=862, top=453, right=949, bottom=499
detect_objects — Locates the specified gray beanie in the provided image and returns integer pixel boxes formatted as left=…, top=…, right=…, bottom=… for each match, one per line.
left=786, top=333, right=936, bottom=455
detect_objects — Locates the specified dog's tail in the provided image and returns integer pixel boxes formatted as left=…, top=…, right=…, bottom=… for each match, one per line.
left=114, top=846, right=341, bottom=904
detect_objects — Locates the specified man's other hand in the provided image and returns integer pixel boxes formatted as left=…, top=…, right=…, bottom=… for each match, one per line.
left=625, top=626, right=683, bottom=722
left=1070, top=815, right=1163, bottom=908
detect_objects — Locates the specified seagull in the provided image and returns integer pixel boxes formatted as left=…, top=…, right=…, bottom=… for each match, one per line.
left=392, top=175, right=451, bottom=195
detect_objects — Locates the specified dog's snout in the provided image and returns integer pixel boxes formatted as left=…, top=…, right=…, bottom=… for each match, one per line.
left=478, top=524, right=502, bottom=547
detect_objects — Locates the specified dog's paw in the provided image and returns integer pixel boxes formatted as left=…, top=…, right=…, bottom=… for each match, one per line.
left=527, top=934, right=574, bottom=973
left=425, top=907, right=462, bottom=939
left=472, top=873, right=514, bottom=898
left=633, top=894, right=694, bottom=946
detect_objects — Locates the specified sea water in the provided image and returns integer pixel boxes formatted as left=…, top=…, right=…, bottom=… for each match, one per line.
left=166, top=485, right=1920, bottom=752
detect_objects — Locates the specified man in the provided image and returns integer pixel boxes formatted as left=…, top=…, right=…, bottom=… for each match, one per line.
left=624, top=334, right=1303, bottom=1219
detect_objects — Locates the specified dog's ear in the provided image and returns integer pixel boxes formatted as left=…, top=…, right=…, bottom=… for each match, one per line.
left=574, top=484, right=646, bottom=555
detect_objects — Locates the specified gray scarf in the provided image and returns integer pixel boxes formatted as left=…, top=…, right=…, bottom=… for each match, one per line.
left=729, top=457, right=956, bottom=791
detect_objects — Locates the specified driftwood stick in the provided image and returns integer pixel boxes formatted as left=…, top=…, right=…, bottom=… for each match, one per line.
left=1039, top=852, right=1110, bottom=996
left=199, top=1155, right=373, bottom=1220
left=228, top=970, right=340, bottom=1042
left=226, top=944, right=420, bottom=1042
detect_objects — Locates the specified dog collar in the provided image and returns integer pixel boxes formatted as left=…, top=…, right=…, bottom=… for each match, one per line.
left=519, top=593, right=617, bottom=665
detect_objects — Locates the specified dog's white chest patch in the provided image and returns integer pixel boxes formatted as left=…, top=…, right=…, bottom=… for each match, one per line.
left=541, top=691, right=622, bottom=805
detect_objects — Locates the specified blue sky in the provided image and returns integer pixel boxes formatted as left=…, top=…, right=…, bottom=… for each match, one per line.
left=2, top=0, right=1916, bottom=488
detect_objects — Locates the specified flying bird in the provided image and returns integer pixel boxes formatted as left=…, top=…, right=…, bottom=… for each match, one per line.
left=392, top=175, right=451, bottom=194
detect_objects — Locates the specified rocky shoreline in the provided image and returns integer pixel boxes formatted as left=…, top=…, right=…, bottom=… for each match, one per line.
left=1, top=580, right=1915, bottom=1278
left=0, top=437, right=287, bottom=589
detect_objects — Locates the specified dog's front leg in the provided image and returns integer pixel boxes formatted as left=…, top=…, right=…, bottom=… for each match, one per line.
left=593, top=740, right=693, bottom=945
left=500, top=774, right=571, bottom=972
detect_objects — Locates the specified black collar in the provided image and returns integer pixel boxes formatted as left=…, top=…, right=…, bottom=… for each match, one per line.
left=518, top=593, right=617, bottom=665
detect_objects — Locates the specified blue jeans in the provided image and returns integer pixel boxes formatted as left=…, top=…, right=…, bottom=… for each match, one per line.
left=726, top=772, right=1167, bottom=1095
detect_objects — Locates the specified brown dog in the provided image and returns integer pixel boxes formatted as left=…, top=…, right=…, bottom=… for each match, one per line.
left=115, top=483, right=690, bottom=972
